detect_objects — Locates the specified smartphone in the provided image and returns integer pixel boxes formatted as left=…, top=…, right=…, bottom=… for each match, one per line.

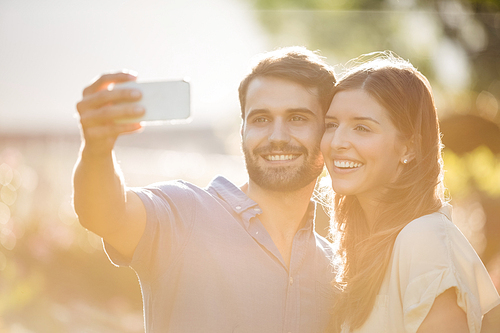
left=113, top=80, right=191, bottom=124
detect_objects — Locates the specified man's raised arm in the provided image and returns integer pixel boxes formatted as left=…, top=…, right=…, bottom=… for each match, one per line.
left=72, top=72, right=147, bottom=261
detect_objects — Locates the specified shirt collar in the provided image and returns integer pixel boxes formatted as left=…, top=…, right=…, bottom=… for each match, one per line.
left=439, top=202, right=452, bottom=220
left=207, top=175, right=316, bottom=232
left=206, top=175, right=259, bottom=214
left=303, top=201, right=316, bottom=232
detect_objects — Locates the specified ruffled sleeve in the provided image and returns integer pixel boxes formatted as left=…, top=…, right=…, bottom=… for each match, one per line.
left=392, top=207, right=500, bottom=333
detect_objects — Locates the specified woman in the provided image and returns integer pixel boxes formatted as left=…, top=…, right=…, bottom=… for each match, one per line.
left=321, top=52, right=500, bottom=333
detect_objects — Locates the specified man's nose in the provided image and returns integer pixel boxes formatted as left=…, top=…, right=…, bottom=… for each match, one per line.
left=268, top=120, right=291, bottom=144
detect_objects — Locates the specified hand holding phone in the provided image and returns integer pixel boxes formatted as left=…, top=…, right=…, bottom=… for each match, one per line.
left=113, top=80, right=191, bottom=124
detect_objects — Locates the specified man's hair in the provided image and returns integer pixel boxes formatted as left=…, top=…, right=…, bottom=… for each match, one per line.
left=238, top=46, right=336, bottom=119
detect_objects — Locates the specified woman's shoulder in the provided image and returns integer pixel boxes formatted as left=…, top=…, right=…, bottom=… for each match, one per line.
left=391, top=204, right=500, bottom=329
left=390, top=204, right=486, bottom=273
left=391, top=203, right=488, bottom=279
left=395, top=204, right=454, bottom=249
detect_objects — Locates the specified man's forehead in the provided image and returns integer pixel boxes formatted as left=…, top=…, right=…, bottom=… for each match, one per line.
left=245, top=77, right=321, bottom=112
left=246, top=76, right=319, bottom=94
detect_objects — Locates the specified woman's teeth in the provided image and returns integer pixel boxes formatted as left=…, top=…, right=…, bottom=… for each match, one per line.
left=334, top=160, right=362, bottom=168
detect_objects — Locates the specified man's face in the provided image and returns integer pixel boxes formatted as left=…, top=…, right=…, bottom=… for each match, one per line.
left=241, top=76, right=325, bottom=192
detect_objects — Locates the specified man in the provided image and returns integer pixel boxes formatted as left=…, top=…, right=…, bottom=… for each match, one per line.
left=73, top=46, right=336, bottom=332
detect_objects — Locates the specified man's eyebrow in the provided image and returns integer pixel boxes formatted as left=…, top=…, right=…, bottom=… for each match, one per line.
left=246, top=108, right=269, bottom=118
left=286, top=108, right=317, bottom=117
left=246, top=108, right=318, bottom=118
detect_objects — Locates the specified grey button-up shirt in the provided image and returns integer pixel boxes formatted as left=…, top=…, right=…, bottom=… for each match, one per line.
left=105, top=176, right=336, bottom=332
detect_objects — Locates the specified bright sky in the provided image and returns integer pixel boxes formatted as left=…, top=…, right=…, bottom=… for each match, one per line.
left=0, top=0, right=269, bottom=135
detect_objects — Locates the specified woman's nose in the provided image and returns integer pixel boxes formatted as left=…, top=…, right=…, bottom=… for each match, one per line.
left=330, top=127, right=350, bottom=151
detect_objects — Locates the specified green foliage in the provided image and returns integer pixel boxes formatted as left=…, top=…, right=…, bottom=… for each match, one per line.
left=250, top=0, right=500, bottom=11
left=443, top=149, right=471, bottom=199
left=250, top=0, right=385, bottom=10
left=444, top=147, right=500, bottom=199
left=467, top=0, right=500, bottom=10
left=0, top=261, right=44, bottom=315
left=247, top=3, right=443, bottom=89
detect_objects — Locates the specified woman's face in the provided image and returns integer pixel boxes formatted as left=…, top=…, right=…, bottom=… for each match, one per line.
left=321, top=89, right=408, bottom=200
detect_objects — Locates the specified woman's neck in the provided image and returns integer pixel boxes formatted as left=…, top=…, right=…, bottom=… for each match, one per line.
left=356, top=194, right=382, bottom=231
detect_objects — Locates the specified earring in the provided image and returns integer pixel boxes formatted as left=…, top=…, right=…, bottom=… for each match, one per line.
left=402, top=159, right=408, bottom=164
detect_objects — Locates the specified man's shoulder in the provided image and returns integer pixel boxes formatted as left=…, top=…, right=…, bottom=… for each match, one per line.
left=128, top=179, right=209, bottom=208
left=130, top=175, right=244, bottom=208
left=141, top=176, right=235, bottom=194
left=138, top=178, right=202, bottom=193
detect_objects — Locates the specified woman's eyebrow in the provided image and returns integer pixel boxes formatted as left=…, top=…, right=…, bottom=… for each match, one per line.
left=324, top=115, right=380, bottom=125
left=353, top=116, right=381, bottom=125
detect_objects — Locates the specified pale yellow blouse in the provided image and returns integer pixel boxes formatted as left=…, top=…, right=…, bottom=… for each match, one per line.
left=348, top=206, right=500, bottom=333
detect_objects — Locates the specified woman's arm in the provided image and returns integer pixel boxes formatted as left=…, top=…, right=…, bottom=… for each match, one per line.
left=417, top=288, right=468, bottom=333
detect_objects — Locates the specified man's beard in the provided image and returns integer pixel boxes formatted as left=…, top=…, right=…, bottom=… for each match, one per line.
left=242, top=143, right=324, bottom=192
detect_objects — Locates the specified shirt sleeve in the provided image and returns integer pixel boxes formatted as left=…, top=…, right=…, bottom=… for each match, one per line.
left=103, top=180, right=197, bottom=275
left=392, top=212, right=500, bottom=333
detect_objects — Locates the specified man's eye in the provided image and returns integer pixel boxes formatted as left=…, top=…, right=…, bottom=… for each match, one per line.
left=290, top=116, right=306, bottom=121
left=254, top=117, right=269, bottom=123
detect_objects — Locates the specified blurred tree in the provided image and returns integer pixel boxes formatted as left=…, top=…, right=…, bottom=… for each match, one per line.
left=248, top=0, right=500, bottom=118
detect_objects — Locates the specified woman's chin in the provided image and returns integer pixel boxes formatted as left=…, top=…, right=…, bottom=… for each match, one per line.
left=331, top=185, right=355, bottom=196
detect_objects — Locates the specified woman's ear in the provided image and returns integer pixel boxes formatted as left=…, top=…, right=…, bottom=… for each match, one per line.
left=400, top=135, right=417, bottom=164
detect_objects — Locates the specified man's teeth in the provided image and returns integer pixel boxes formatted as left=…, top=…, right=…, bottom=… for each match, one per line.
left=334, top=160, right=362, bottom=168
left=266, top=155, right=297, bottom=161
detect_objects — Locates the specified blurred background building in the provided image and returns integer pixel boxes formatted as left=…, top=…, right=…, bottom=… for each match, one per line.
left=1, top=0, right=500, bottom=331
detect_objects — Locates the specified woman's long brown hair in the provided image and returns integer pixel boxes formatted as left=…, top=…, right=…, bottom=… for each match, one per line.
left=327, top=53, right=445, bottom=332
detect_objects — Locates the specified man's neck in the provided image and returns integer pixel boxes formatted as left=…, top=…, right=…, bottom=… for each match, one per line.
left=240, top=180, right=316, bottom=267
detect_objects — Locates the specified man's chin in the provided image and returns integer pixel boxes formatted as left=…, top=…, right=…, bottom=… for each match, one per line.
left=249, top=171, right=318, bottom=192
left=252, top=181, right=302, bottom=192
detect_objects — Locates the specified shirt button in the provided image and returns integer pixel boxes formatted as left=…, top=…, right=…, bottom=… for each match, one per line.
left=289, top=277, right=293, bottom=285
left=235, top=206, right=241, bottom=210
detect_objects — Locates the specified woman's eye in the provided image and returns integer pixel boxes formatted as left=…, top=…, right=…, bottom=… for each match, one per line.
left=325, top=122, right=338, bottom=129
left=355, top=125, right=370, bottom=132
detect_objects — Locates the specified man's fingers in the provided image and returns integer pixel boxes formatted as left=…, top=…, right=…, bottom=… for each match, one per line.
left=77, top=88, right=142, bottom=115
left=79, top=103, right=145, bottom=127
left=83, top=72, right=137, bottom=96
left=76, top=71, right=142, bottom=155
left=84, top=122, right=143, bottom=141
left=79, top=116, right=143, bottom=156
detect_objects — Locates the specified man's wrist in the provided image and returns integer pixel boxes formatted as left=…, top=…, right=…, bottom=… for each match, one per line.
left=80, top=142, right=114, bottom=161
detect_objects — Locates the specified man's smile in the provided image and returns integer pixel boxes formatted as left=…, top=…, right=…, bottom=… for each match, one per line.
left=262, top=154, right=301, bottom=161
